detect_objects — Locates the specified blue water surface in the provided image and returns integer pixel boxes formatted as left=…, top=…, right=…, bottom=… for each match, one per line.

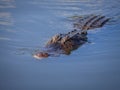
left=0, top=0, right=120, bottom=90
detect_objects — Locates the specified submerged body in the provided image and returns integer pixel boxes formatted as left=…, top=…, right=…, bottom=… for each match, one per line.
left=33, top=15, right=110, bottom=59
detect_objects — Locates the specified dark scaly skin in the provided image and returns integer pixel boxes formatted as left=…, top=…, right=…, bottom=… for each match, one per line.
left=44, top=30, right=87, bottom=55
left=33, top=15, right=110, bottom=59
left=61, top=32, right=87, bottom=55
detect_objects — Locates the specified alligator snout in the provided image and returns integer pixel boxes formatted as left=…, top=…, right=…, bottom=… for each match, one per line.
left=33, top=52, right=50, bottom=59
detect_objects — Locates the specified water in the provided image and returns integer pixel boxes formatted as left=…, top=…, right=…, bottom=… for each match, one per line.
left=0, top=0, right=120, bottom=90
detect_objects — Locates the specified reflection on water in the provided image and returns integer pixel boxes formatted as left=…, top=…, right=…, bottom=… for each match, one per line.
left=0, top=12, right=13, bottom=26
left=0, top=0, right=15, bottom=8
left=0, top=0, right=120, bottom=90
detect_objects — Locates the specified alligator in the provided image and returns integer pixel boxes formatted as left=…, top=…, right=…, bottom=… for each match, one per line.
left=33, top=15, right=110, bottom=59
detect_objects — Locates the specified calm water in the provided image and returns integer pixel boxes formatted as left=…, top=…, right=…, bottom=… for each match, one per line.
left=0, top=0, right=120, bottom=90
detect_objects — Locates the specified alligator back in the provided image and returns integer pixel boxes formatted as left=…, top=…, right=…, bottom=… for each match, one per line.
left=73, top=15, right=110, bottom=30
left=47, top=15, right=110, bottom=44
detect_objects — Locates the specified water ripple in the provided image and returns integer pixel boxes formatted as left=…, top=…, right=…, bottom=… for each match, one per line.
left=0, top=0, right=15, bottom=8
